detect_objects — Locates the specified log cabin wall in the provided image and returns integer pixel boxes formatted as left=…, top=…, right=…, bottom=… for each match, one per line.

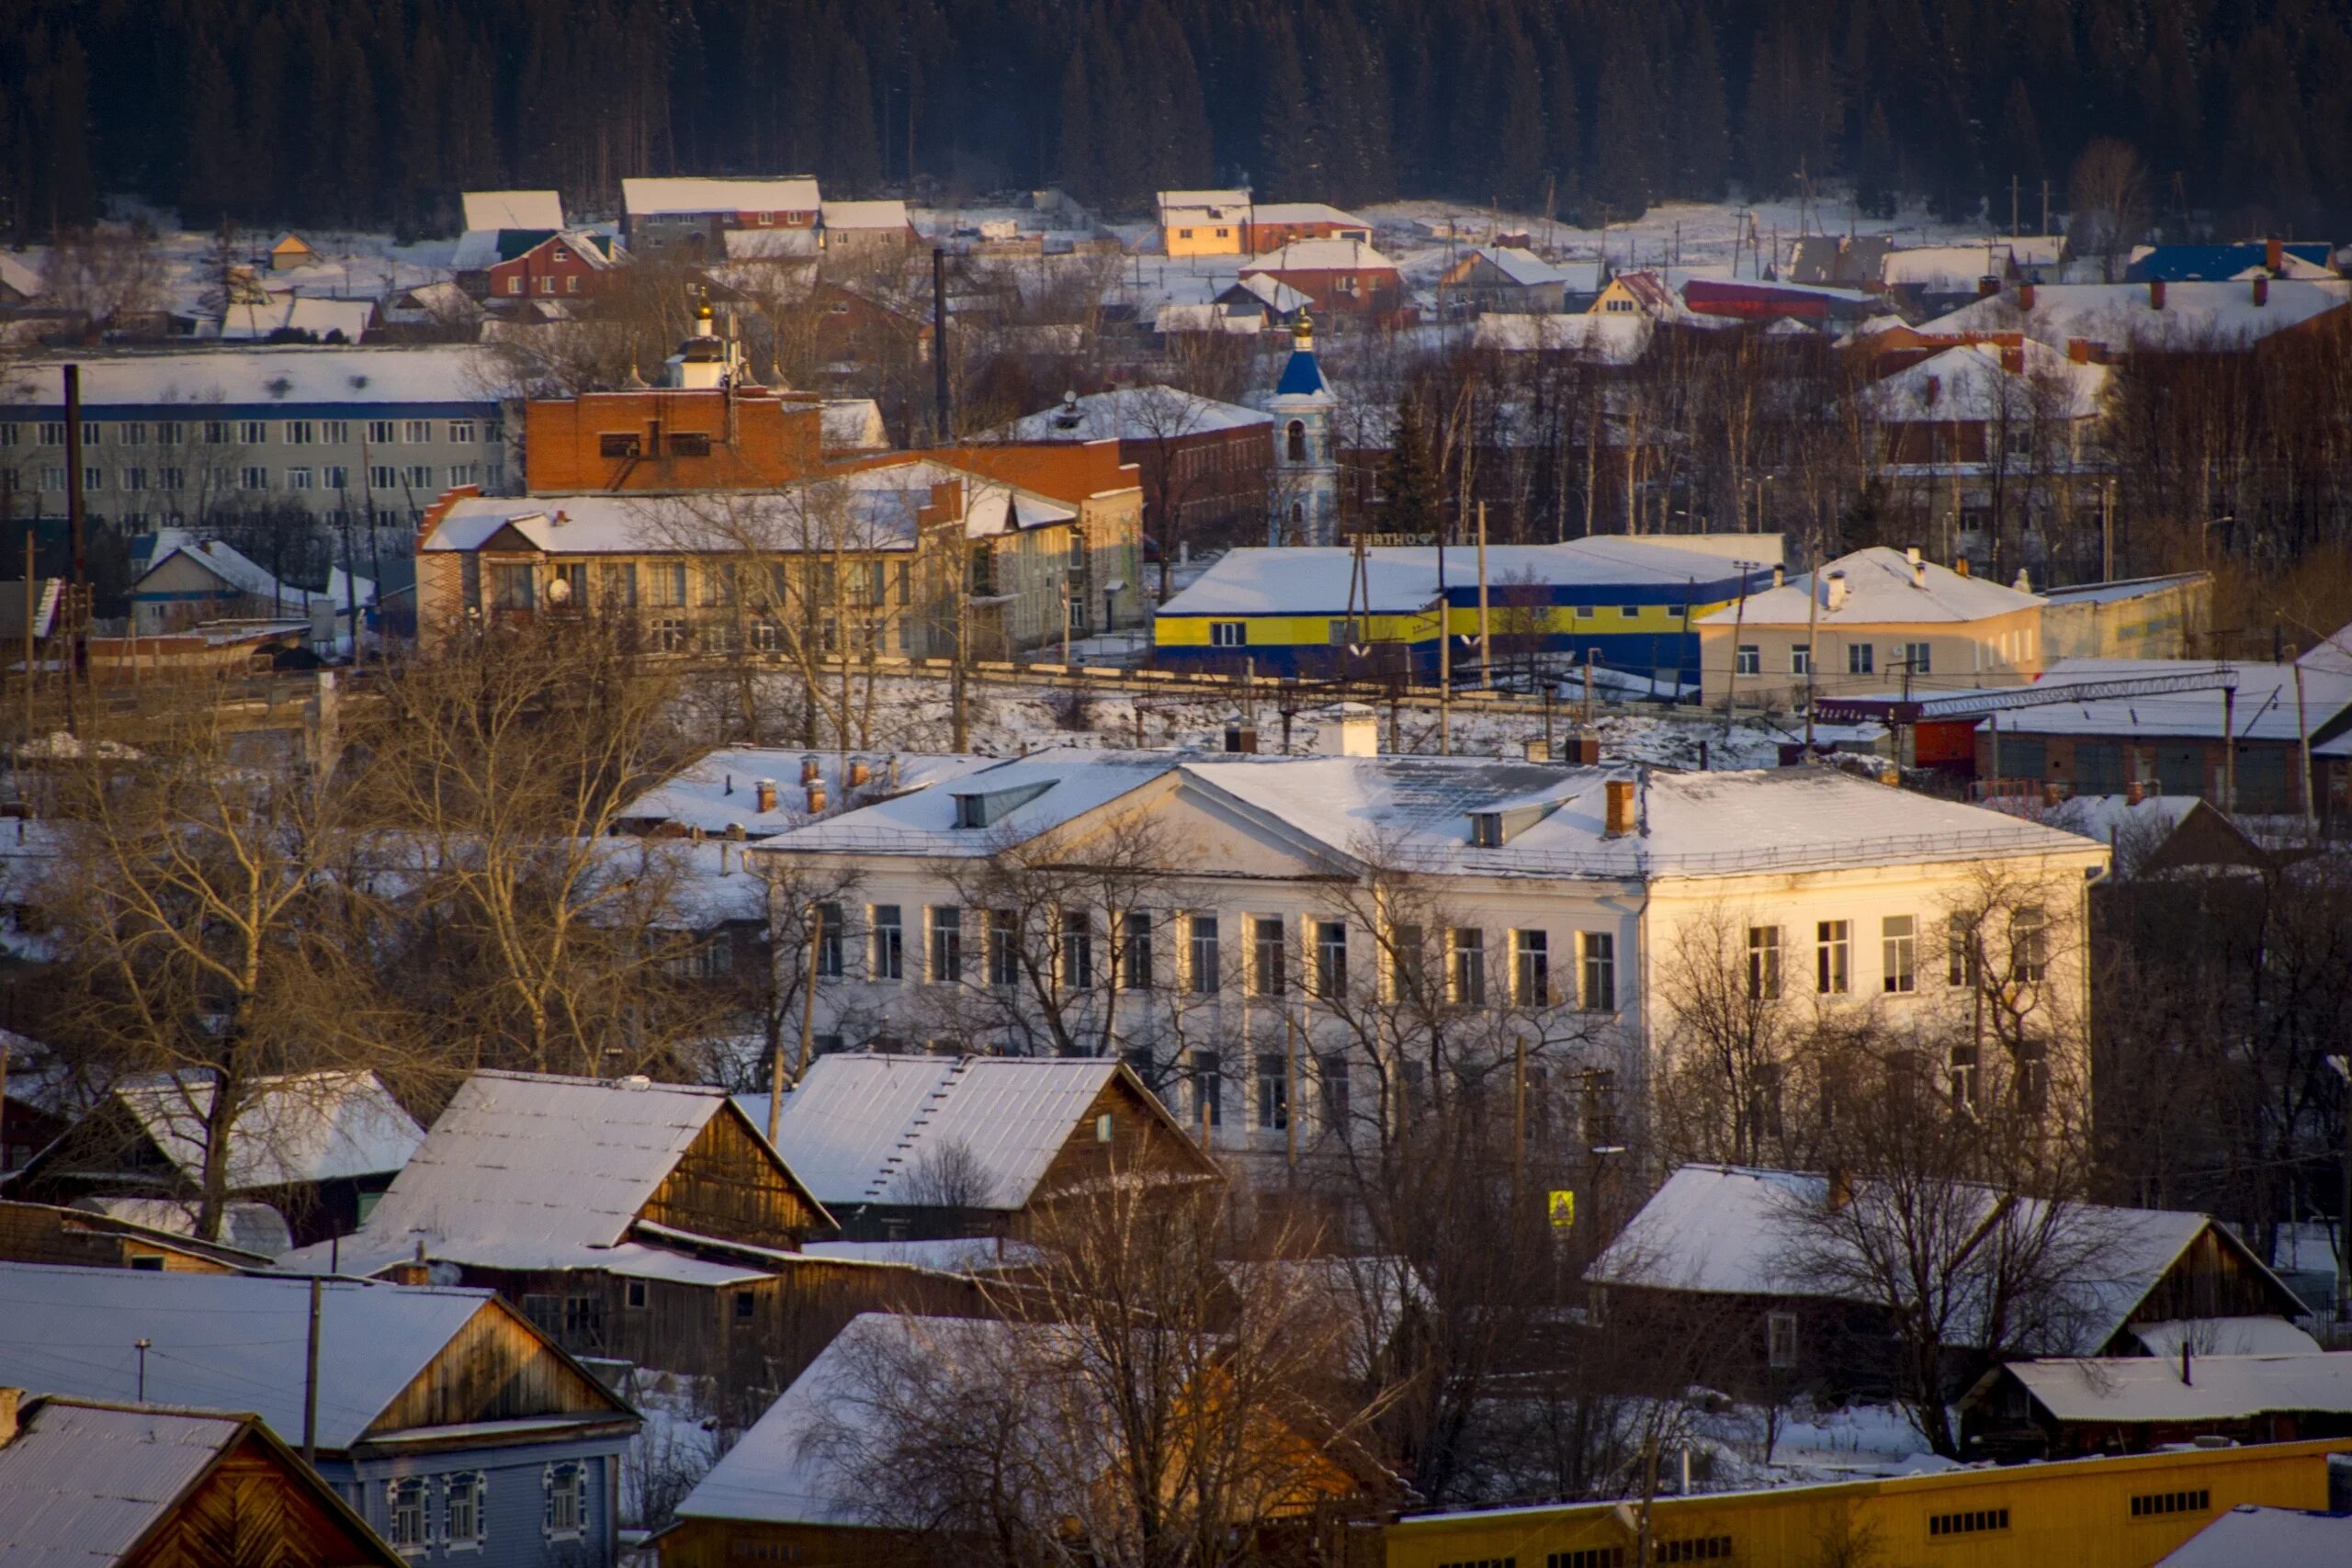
left=123, top=1432, right=388, bottom=1568
left=640, top=1107, right=827, bottom=1248
left=2121, top=1225, right=2306, bottom=1331
left=364, top=1300, right=625, bottom=1435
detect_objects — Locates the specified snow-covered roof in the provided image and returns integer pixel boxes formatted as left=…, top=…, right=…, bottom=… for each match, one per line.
left=3, top=346, right=497, bottom=413
left=750, top=1054, right=1172, bottom=1210
left=1597, top=1165, right=2278, bottom=1354
left=215, top=294, right=378, bottom=344
left=625, top=175, right=820, bottom=216
left=1162, top=538, right=1767, bottom=618
left=995, top=385, right=1271, bottom=443
left=1883, top=243, right=2028, bottom=289
left=1472, top=311, right=1651, bottom=361
left=2156, top=1506, right=2352, bottom=1568
left=1243, top=239, right=1396, bottom=276
left=0, top=1400, right=270, bottom=1567
left=676, top=1313, right=1065, bottom=1527
left=1987, top=659, right=2352, bottom=749
left=463, top=189, right=564, bottom=231
left=1923, top=280, right=2352, bottom=350
left=1863, top=339, right=2108, bottom=423
left=1156, top=302, right=1261, bottom=335
left=0, top=253, right=45, bottom=299
left=756, top=750, right=2102, bottom=880
left=1248, top=201, right=1366, bottom=228
left=101, top=1069, right=422, bottom=1190
left=73, top=1196, right=294, bottom=1259
left=822, top=199, right=910, bottom=231
left=820, top=397, right=889, bottom=451
left=1997, top=1351, right=2352, bottom=1423
left=0, top=1263, right=544, bottom=1450
left=1158, top=188, right=1251, bottom=221
left=2130, top=1316, right=2322, bottom=1356
left=1697, top=547, right=2042, bottom=627
left=619, top=748, right=991, bottom=837
left=276, top=1069, right=828, bottom=1275
left=723, top=227, right=820, bottom=261
left=423, top=481, right=927, bottom=557
left=1230, top=273, right=1312, bottom=314
left=133, top=533, right=369, bottom=613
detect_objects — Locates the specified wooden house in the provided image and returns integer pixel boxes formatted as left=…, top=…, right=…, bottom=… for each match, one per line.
left=0, top=1391, right=405, bottom=1568
left=743, top=1053, right=1223, bottom=1243
left=268, top=232, right=321, bottom=271
left=0, top=1198, right=272, bottom=1273
left=1589, top=1165, right=2315, bottom=1402
left=0, top=1263, right=639, bottom=1565
left=1962, top=1350, right=2352, bottom=1459
left=277, top=1070, right=988, bottom=1409
left=8, top=1069, right=424, bottom=1250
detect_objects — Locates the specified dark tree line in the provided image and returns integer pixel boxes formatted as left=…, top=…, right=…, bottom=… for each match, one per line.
left=3, top=0, right=2350, bottom=236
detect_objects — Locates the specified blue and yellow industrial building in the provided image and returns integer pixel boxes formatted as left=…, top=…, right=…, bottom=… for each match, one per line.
left=1381, top=1436, right=2352, bottom=1568
left=1152, top=538, right=1779, bottom=686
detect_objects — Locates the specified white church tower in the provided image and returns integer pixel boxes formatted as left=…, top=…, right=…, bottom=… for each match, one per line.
left=1266, top=313, right=1338, bottom=546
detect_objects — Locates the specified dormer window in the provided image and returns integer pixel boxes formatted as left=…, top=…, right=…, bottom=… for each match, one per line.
left=952, top=780, right=1057, bottom=829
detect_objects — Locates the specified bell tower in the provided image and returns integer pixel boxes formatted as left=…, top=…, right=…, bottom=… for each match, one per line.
left=1265, top=313, right=1338, bottom=546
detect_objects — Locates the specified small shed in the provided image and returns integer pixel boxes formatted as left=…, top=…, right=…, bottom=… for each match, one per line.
left=268, top=232, right=320, bottom=271
left=1962, top=1350, right=2352, bottom=1458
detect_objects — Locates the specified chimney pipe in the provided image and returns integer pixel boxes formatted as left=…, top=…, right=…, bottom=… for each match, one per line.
left=1772, top=564, right=1786, bottom=589
left=2068, top=337, right=2092, bottom=365
left=2042, top=782, right=2063, bottom=807
left=2126, top=778, right=2145, bottom=806
left=2182, top=1341, right=2192, bottom=1386
left=1224, top=716, right=1258, bottom=754
left=2253, top=275, right=2269, bottom=308
left=806, top=781, right=827, bottom=814
left=1977, top=274, right=2000, bottom=299
left=1913, top=559, right=1928, bottom=589
left=754, top=778, right=779, bottom=814
left=0, top=1386, right=17, bottom=1448
left=2266, top=237, right=2282, bottom=274
left=799, top=754, right=820, bottom=784
left=2148, top=278, right=2166, bottom=310
left=847, top=757, right=871, bottom=788
left=1827, top=1168, right=1854, bottom=1212
left=1954, top=557, right=1971, bottom=577
left=1603, top=777, right=1636, bottom=837
left=2018, top=282, right=2036, bottom=311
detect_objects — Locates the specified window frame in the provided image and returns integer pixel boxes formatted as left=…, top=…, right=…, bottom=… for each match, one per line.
left=1577, top=931, right=1616, bottom=1013
left=1883, top=915, right=1917, bottom=994
left=1816, top=919, right=1849, bottom=994
left=1747, top=925, right=1781, bottom=1000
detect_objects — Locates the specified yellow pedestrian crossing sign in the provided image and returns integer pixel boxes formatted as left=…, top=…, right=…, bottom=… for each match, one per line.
left=1548, top=1190, right=1575, bottom=1229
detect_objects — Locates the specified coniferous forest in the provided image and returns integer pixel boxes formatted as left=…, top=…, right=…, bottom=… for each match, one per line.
left=2, top=0, right=2348, bottom=236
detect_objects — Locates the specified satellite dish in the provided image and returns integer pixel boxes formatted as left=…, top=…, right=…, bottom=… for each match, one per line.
left=544, top=575, right=571, bottom=604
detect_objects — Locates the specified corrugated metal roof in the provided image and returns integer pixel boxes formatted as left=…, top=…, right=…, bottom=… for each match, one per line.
left=277, top=1069, right=830, bottom=1276
left=0, top=1399, right=242, bottom=1566
left=2003, top=1352, right=2352, bottom=1423
left=751, top=1054, right=1124, bottom=1209
left=109, top=1069, right=424, bottom=1190
left=0, top=1263, right=493, bottom=1450
left=2157, top=1506, right=2352, bottom=1567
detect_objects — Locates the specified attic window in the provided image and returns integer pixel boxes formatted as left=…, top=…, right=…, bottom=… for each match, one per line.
left=952, top=779, right=1057, bottom=829
left=1469, top=799, right=1563, bottom=848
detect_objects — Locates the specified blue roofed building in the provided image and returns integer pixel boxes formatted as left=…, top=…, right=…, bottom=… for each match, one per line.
left=2124, top=241, right=2335, bottom=282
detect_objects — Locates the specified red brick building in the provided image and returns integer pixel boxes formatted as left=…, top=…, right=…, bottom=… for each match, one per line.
left=622, top=175, right=822, bottom=258
left=1242, top=202, right=1372, bottom=254
left=1240, top=240, right=1408, bottom=324
left=523, top=386, right=827, bottom=492
left=996, top=387, right=1272, bottom=553
left=484, top=231, right=620, bottom=302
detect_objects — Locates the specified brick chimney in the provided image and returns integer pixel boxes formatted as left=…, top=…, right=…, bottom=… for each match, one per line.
left=805, top=781, right=827, bottom=814
left=2148, top=278, right=2166, bottom=310
left=754, top=778, right=779, bottom=814
left=2125, top=779, right=2145, bottom=806
left=2253, top=275, right=2269, bottom=308
left=846, top=757, right=870, bottom=788
left=2018, top=282, right=2037, bottom=311
left=2001, top=345, right=2025, bottom=374
left=0, top=1387, right=18, bottom=1448
left=2267, top=236, right=2283, bottom=274
left=1977, top=274, right=2001, bottom=299
left=1826, top=1168, right=1854, bottom=1212
left=1603, top=777, right=1636, bottom=837
left=799, top=754, right=820, bottom=784
left=2068, top=337, right=2093, bottom=365
left=1954, top=557, right=1972, bottom=577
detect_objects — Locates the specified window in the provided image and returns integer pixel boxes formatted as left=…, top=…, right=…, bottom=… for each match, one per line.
left=37, top=467, right=62, bottom=492
left=987, top=910, right=1020, bottom=987
left=1317, top=1053, right=1351, bottom=1135
left=446, top=417, right=477, bottom=444
left=1928, top=1507, right=2009, bottom=1537
left=1184, top=914, right=1220, bottom=992
left=1512, top=929, right=1549, bottom=1006
left=1653, top=1539, right=1732, bottom=1562
left=1736, top=644, right=1760, bottom=676
left=445, top=1472, right=484, bottom=1549
left=870, top=905, right=903, bottom=980
left=285, top=466, right=311, bottom=491
left=321, top=420, right=347, bottom=444
left=486, top=418, right=505, bottom=444
left=1120, top=911, right=1153, bottom=989
left=1250, top=917, right=1286, bottom=996
left=2130, top=1487, right=2208, bottom=1519
left=1747, top=926, right=1781, bottom=999
left=322, top=464, right=348, bottom=490
left=1285, top=420, right=1306, bottom=462
left=1899, top=640, right=1931, bottom=674
left=238, top=420, right=267, bottom=445
left=1210, top=620, right=1245, bottom=648
left=158, top=466, right=186, bottom=491
left=1578, top=931, right=1616, bottom=1012
left=119, top=422, right=146, bottom=446
left=928, top=907, right=962, bottom=982
left=1767, top=1311, right=1798, bottom=1369
left=1386, top=923, right=1427, bottom=1002
left=734, top=1290, right=755, bottom=1321
left=2005, top=427, right=2033, bottom=459
left=507, top=275, right=524, bottom=295
left=403, top=419, right=432, bottom=444
left=1950, top=1043, right=1982, bottom=1113
left=369, top=464, right=398, bottom=491
left=1816, top=920, right=1849, bottom=994
left=200, top=420, right=232, bottom=446
left=1947, top=914, right=1980, bottom=988
left=448, top=462, right=480, bottom=486
left=2011, top=905, right=2047, bottom=982
left=816, top=901, right=844, bottom=976
left=597, top=561, right=637, bottom=609
left=1791, top=644, right=1812, bottom=675
left=2015, top=1038, right=2050, bottom=1114
left=1314, top=920, right=1348, bottom=999
left=1256, top=1053, right=1289, bottom=1130
left=1750, top=1058, right=1785, bottom=1141
left=368, top=419, right=399, bottom=445
left=36, top=422, right=64, bottom=446
left=1547, top=1552, right=1625, bottom=1568
left=598, top=432, right=643, bottom=458
left=646, top=559, right=688, bottom=608
left=545, top=1462, right=585, bottom=1540
left=1883, top=916, right=1917, bottom=994
left=401, top=464, right=434, bottom=489
left=82, top=466, right=103, bottom=491
left=626, top=1279, right=648, bottom=1310
left=388, top=1477, right=427, bottom=1549
left=285, top=420, right=313, bottom=445
left=121, top=468, right=147, bottom=491
left=1189, top=1050, right=1222, bottom=1126
left=1449, top=928, right=1487, bottom=1007
left=1848, top=643, right=1874, bottom=675
left=239, top=466, right=267, bottom=491
left=155, top=420, right=185, bottom=445
left=1059, top=912, right=1093, bottom=988
left=490, top=563, right=535, bottom=611
left=670, top=430, right=713, bottom=457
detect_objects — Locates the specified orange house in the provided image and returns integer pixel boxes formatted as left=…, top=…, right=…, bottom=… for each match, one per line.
left=523, top=386, right=826, bottom=492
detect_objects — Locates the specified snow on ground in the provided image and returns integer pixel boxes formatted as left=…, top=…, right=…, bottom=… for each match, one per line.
left=1761, top=1400, right=1951, bottom=1481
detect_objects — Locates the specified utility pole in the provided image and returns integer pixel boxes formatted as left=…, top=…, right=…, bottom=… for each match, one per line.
left=135, top=1337, right=151, bottom=1403
left=62, top=366, right=86, bottom=702
left=302, top=1276, right=322, bottom=1465
left=2222, top=685, right=2237, bottom=815
left=931, top=247, right=953, bottom=444
left=1476, top=501, right=1491, bottom=690
left=1803, top=559, right=1820, bottom=754
left=2102, top=479, right=2116, bottom=581
left=22, top=533, right=34, bottom=742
